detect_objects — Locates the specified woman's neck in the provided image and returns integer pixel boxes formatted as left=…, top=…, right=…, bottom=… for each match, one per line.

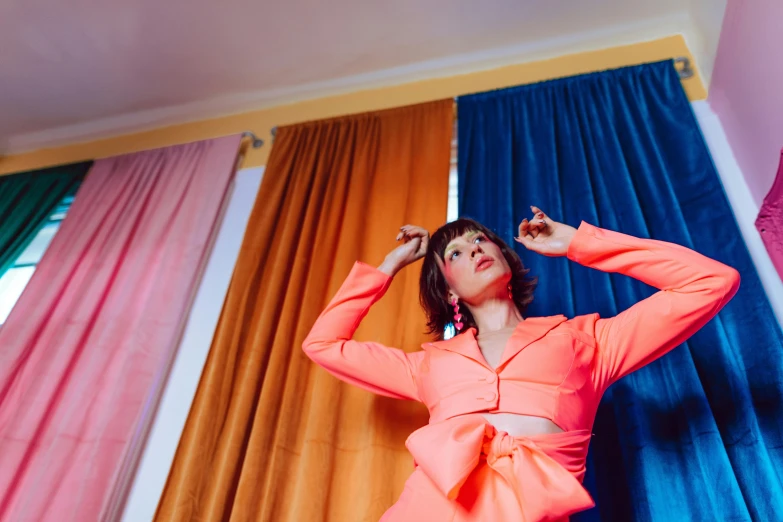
left=467, top=298, right=523, bottom=334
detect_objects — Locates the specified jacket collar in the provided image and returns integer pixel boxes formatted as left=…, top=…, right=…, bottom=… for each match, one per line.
left=426, top=315, right=568, bottom=370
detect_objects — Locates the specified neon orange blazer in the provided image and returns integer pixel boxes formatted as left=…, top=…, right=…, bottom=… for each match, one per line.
left=303, top=222, right=740, bottom=521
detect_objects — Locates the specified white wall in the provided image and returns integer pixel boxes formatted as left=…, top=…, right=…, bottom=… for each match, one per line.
left=121, top=167, right=264, bottom=522
left=686, top=0, right=728, bottom=86
left=692, top=101, right=783, bottom=325
left=708, top=0, right=783, bottom=207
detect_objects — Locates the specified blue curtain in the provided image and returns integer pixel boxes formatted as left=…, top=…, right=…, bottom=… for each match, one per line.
left=457, top=61, right=783, bottom=522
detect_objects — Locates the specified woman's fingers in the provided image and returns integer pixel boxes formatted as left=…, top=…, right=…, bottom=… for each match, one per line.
left=515, top=233, right=539, bottom=251
left=518, top=218, right=532, bottom=238
left=530, top=206, right=549, bottom=220
left=526, top=217, right=544, bottom=239
left=515, top=207, right=550, bottom=244
left=398, top=224, right=428, bottom=242
left=397, top=225, right=430, bottom=260
left=528, top=206, right=550, bottom=234
left=516, top=218, right=537, bottom=241
left=401, top=224, right=427, bottom=233
left=515, top=229, right=553, bottom=255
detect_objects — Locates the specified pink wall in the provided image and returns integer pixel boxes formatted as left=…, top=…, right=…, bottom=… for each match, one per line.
left=710, top=0, right=783, bottom=206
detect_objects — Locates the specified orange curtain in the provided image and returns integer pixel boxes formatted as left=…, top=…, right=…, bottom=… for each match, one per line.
left=155, top=100, right=453, bottom=521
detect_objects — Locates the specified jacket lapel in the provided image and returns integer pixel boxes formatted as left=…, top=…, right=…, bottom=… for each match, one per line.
left=427, top=328, right=491, bottom=369
left=497, top=315, right=568, bottom=368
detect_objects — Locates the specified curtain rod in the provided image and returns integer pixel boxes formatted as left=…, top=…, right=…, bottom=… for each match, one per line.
left=241, top=131, right=264, bottom=148
left=268, top=56, right=694, bottom=139
left=674, top=56, right=694, bottom=79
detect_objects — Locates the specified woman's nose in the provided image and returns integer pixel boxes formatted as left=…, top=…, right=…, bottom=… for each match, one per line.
left=470, top=244, right=484, bottom=257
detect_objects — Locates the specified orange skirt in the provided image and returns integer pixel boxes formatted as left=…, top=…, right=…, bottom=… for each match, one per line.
left=381, top=422, right=594, bottom=522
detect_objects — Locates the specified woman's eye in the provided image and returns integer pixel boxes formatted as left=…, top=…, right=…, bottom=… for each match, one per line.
left=450, top=250, right=460, bottom=260
left=474, top=235, right=485, bottom=243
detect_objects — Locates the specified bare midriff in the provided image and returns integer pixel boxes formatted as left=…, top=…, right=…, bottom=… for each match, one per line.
left=480, top=412, right=564, bottom=436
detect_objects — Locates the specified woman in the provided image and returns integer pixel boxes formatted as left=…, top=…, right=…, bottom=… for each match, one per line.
left=303, top=206, right=740, bottom=522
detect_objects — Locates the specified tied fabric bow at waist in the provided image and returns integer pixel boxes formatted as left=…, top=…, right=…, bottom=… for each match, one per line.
left=405, top=416, right=594, bottom=521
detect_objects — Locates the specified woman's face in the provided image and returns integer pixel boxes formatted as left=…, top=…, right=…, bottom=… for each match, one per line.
left=442, top=230, right=511, bottom=304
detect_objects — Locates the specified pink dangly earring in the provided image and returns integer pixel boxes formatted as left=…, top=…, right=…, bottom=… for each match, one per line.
left=508, top=282, right=513, bottom=300
left=451, top=297, right=464, bottom=332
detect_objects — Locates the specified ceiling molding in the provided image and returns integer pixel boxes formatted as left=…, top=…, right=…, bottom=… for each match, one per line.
left=3, top=12, right=693, bottom=156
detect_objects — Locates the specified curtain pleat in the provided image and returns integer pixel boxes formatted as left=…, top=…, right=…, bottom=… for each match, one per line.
left=155, top=101, right=453, bottom=522
left=0, top=137, right=240, bottom=521
left=457, top=61, right=783, bottom=522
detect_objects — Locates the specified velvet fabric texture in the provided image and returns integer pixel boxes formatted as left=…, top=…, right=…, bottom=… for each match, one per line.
left=154, top=101, right=452, bottom=521
left=457, top=61, right=783, bottom=521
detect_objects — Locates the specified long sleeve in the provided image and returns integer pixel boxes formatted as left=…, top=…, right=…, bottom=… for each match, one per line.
left=567, top=222, right=741, bottom=389
left=302, top=261, right=423, bottom=401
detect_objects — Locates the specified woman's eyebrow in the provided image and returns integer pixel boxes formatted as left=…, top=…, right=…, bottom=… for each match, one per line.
left=444, top=231, right=479, bottom=256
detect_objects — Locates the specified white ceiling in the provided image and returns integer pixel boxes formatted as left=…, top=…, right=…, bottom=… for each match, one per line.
left=0, top=0, right=725, bottom=154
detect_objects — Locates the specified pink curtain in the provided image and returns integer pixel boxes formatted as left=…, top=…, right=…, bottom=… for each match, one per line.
left=0, top=136, right=241, bottom=521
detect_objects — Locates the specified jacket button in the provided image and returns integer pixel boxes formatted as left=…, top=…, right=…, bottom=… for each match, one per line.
left=483, top=392, right=497, bottom=402
left=483, top=374, right=497, bottom=384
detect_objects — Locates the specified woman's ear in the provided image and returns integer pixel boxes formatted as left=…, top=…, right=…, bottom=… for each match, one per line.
left=447, top=289, right=459, bottom=304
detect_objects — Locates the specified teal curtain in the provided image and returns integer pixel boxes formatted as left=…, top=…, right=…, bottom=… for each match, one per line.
left=0, top=162, right=91, bottom=275
left=457, top=61, right=783, bottom=521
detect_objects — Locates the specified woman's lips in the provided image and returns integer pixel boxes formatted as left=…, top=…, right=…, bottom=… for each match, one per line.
left=475, top=257, right=495, bottom=272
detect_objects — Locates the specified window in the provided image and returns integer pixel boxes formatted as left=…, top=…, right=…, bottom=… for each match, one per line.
left=447, top=128, right=458, bottom=223
left=447, top=164, right=458, bottom=223
left=0, top=195, right=74, bottom=324
left=443, top=164, right=459, bottom=340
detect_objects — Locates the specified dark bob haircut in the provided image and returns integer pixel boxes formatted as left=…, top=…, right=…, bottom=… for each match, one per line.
left=419, top=218, right=537, bottom=340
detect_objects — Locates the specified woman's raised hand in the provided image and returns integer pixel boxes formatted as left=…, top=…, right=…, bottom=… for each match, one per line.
left=378, top=225, right=430, bottom=276
left=514, top=206, right=577, bottom=257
